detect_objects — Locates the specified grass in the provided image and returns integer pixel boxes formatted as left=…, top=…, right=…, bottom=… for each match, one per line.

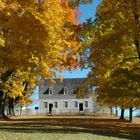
left=0, top=131, right=126, bottom=140
left=0, top=115, right=140, bottom=140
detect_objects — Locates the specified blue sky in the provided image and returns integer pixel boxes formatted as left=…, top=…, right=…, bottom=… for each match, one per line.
left=59, top=0, right=100, bottom=79
left=79, top=0, right=99, bottom=22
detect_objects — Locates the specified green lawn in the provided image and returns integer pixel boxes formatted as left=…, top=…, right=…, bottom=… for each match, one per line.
left=0, top=132, right=125, bottom=140
left=0, top=116, right=139, bottom=140
left=0, top=126, right=126, bottom=140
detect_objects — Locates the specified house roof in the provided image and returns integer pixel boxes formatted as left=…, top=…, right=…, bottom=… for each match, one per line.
left=39, top=78, right=91, bottom=99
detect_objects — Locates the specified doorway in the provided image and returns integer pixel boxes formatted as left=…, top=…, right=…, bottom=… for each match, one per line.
left=79, top=103, right=83, bottom=112
left=49, top=104, right=53, bottom=114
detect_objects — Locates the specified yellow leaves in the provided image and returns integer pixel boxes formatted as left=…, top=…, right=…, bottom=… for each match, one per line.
left=0, top=37, right=5, bottom=46
left=65, top=8, right=76, bottom=23
left=8, top=1, right=21, bottom=11
left=59, top=65, right=67, bottom=72
left=28, top=77, right=37, bottom=88
left=2, top=78, right=23, bottom=99
left=19, top=96, right=33, bottom=106
left=0, top=0, right=81, bottom=72
left=40, top=61, right=49, bottom=71
left=0, top=0, right=82, bottom=101
left=103, top=71, right=111, bottom=79
left=0, top=1, right=5, bottom=9
left=74, top=84, right=89, bottom=99
left=61, top=0, right=78, bottom=25
left=84, top=0, right=140, bottom=109
left=29, top=55, right=40, bottom=66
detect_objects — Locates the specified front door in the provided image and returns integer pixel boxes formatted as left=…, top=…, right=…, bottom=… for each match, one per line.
left=79, top=103, right=83, bottom=111
left=49, top=104, right=53, bottom=113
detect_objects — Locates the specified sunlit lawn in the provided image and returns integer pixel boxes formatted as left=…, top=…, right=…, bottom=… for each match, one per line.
left=0, top=115, right=140, bottom=140
left=0, top=129, right=127, bottom=140
left=0, top=126, right=126, bottom=140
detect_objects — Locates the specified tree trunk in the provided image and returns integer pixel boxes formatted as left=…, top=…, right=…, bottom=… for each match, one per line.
left=8, top=98, right=15, bottom=116
left=129, top=107, right=133, bottom=122
left=110, top=107, right=113, bottom=115
left=0, top=91, right=5, bottom=119
left=0, top=100, right=5, bottom=118
left=1, top=70, right=15, bottom=82
left=20, top=106, right=22, bottom=116
left=0, top=70, right=15, bottom=120
left=8, top=99, right=12, bottom=116
left=119, top=109, right=125, bottom=119
left=0, top=98, right=9, bottom=120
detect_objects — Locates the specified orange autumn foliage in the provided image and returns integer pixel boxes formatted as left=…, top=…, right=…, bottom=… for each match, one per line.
left=0, top=0, right=81, bottom=99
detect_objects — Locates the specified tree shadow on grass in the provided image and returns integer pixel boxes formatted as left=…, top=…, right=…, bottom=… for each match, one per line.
left=0, top=117, right=140, bottom=140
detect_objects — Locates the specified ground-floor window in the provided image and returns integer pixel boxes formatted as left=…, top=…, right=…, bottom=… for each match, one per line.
left=54, top=102, right=58, bottom=108
left=44, top=102, right=48, bottom=108
left=74, top=101, right=78, bottom=108
left=84, top=101, right=88, bottom=108
left=64, top=101, right=68, bottom=108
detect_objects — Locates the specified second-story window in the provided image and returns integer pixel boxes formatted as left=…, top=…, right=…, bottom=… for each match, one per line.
left=58, top=87, right=68, bottom=95
left=43, top=88, right=49, bottom=95
left=64, top=87, right=68, bottom=95
left=43, top=86, right=53, bottom=95
left=49, top=86, right=53, bottom=95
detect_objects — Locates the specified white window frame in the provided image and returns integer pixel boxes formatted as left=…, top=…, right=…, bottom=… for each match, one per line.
left=84, top=101, right=88, bottom=108
left=49, top=86, right=53, bottom=95
left=44, top=102, right=48, bottom=108
left=54, top=101, right=58, bottom=108
left=74, top=101, right=78, bottom=108
left=64, top=101, right=68, bottom=108
left=64, top=87, right=68, bottom=95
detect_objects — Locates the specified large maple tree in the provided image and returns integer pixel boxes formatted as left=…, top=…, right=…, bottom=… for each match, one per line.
left=80, top=0, right=140, bottom=121
left=0, top=0, right=82, bottom=118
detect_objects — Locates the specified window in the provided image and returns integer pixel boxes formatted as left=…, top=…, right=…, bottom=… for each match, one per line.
left=54, top=102, right=58, bottom=108
left=49, top=86, right=53, bottom=95
left=43, top=86, right=53, bottom=95
left=58, top=88, right=64, bottom=94
left=43, top=88, right=49, bottom=94
left=84, top=101, right=88, bottom=108
left=44, top=102, right=48, bottom=108
left=74, top=101, right=78, bottom=108
left=64, top=101, right=68, bottom=108
left=64, top=87, right=68, bottom=95
left=58, top=87, right=68, bottom=95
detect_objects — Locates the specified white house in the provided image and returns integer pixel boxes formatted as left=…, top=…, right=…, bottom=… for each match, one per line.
left=38, top=78, right=110, bottom=114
